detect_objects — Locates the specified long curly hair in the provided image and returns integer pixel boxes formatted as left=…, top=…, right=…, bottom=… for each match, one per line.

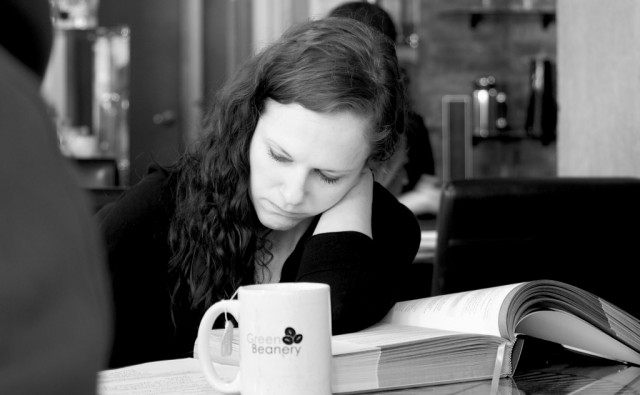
left=167, top=17, right=407, bottom=315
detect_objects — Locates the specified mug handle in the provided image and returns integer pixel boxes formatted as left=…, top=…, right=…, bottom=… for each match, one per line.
left=197, top=300, right=241, bottom=393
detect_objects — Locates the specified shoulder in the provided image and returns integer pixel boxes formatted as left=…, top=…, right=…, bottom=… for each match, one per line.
left=372, top=182, right=417, bottom=223
left=372, top=182, right=421, bottom=251
left=96, top=166, right=176, bottom=231
left=131, top=166, right=174, bottom=206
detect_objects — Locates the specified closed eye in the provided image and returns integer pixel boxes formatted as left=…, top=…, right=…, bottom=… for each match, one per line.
left=315, top=170, right=339, bottom=184
left=269, top=147, right=340, bottom=184
left=268, top=148, right=290, bottom=163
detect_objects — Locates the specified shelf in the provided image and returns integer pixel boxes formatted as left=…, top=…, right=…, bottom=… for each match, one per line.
left=471, top=132, right=555, bottom=145
left=472, top=134, right=525, bottom=145
left=441, top=6, right=556, bottom=29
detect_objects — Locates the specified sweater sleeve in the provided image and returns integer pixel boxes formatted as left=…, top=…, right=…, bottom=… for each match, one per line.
left=96, top=168, right=180, bottom=368
left=295, top=183, right=421, bottom=335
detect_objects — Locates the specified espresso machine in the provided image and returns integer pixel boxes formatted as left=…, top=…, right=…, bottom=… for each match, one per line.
left=43, top=0, right=131, bottom=185
left=471, top=75, right=508, bottom=138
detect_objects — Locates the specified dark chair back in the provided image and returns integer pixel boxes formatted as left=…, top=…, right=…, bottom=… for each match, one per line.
left=432, top=177, right=640, bottom=318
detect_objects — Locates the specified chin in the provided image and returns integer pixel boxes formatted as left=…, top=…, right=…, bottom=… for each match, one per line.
left=257, top=212, right=300, bottom=231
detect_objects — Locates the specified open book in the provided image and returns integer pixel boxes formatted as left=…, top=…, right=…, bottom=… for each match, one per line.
left=97, top=280, right=640, bottom=395
left=195, top=279, right=640, bottom=393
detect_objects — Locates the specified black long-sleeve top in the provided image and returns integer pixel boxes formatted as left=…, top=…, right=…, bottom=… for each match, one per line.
left=97, top=167, right=420, bottom=368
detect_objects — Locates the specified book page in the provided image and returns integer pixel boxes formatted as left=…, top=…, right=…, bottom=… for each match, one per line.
left=516, top=310, right=640, bottom=365
left=97, top=358, right=237, bottom=395
left=331, top=323, right=513, bottom=393
left=381, top=283, right=524, bottom=338
left=333, top=322, right=470, bottom=347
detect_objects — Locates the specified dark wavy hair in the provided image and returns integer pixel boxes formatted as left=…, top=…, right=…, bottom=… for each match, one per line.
left=167, top=17, right=407, bottom=316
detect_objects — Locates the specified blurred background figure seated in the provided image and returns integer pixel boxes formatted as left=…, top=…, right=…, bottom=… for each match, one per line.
left=328, top=1, right=441, bottom=220
left=327, top=1, right=440, bottom=303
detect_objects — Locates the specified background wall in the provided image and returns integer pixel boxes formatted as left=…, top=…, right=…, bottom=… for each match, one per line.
left=88, top=0, right=562, bottom=185
left=557, top=0, right=640, bottom=177
left=408, top=0, right=557, bottom=178
left=58, top=0, right=640, bottom=185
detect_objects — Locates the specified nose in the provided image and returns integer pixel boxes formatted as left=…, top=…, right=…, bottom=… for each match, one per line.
left=280, top=169, right=307, bottom=207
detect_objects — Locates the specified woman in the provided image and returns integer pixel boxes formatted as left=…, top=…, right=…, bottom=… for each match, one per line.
left=98, top=17, right=420, bottom=368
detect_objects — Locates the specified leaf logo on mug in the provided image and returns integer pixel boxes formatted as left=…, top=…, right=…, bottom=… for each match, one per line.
left=282, top=327, right=303, bottom=345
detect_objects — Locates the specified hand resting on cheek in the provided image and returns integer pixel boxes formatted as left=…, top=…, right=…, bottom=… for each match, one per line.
left=314, top=168, right=374, bottom=238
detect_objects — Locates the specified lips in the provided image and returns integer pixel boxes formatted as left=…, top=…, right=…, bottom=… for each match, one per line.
left=265, top=199, right=303, bottom=218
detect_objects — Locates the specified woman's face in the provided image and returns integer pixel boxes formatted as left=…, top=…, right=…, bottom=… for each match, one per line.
left=249, top=99, right=371, bottom=232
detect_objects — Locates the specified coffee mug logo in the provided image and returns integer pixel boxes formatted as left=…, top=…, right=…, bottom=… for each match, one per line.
left=283, top=327, right=303, bottom=345
left=247, top=326, right=303, bottom=357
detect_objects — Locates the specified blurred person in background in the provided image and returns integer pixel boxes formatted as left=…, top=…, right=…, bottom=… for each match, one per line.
left=329, top=1, right=441, bottom=219
left=0, top=0, right=112, bottom=393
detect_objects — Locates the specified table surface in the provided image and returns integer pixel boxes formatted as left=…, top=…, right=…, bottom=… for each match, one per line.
left=366, top=365, right=640, bottom=394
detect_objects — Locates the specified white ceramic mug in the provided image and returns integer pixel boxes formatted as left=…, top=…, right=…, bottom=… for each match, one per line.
left=197, top=282, right=332, bottom=395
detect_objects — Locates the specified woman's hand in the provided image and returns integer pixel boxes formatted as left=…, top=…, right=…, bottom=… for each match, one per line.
left=314, top=169, right=374, bottom=238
